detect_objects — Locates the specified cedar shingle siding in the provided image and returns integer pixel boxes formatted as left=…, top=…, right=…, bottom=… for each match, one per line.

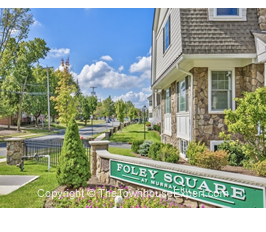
left=180, top=8, right=260, bottom=54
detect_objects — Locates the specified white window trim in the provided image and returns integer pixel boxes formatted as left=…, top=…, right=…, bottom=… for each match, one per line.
left=208, top=68, right=235, bottom=114
left=177, top=77, right=187, bottom=113
left=179, top=139, right=188, bottom=158
left=208, top=8, right=247, bottom=21
left=210, top=140, right=224, bottom=151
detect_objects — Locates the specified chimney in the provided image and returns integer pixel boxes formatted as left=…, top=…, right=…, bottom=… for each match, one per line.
left=258, top=8, right=266, bottom=31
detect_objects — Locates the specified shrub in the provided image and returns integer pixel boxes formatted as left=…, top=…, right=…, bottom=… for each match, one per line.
left=148, top=142, right=163, bottom=160
left=56, top=118, right=91, bottom=189
left=194, top=149, right=229, bottom=170
left=222, top=87, right=266, bottom=163
left=186, top=141, right=206, bottom=165
left=146, top=121, right=151, bottom=127
left=153, top=125, right=161, bottom=133
left=254, top=160, right=266, bottom=177
left=161, top=144, right=179, bottom=163
left=218, top=141, right=245, bottom=166
left=131, top=139, right=144, bottom=153
left=138, top=140, right=153, bottom=156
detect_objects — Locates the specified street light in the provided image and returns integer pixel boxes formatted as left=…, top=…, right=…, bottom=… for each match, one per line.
left=142, top=105, right=147, bottom=140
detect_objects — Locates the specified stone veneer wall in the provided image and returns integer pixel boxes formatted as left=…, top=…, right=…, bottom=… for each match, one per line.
left=90, top=141, right=216, bottom=208
left=90, top=141, right=266, bottom=208
left=258, top=8, right=266, bottom=31
left=160, top=63, right=264, bottom=148
left=191, top=67, right=226, bottom=146
left=191, top=64, right=264, bottom=146
left=5, top=138, right=25, bottom=165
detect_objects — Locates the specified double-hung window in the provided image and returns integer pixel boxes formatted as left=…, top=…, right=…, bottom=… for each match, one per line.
left=164, top=87, right=171, bottom=114
left=163, top=16, right=171, bottom=53
left=216, top=8, right=239, bottom=16
left=208, top=8, right=246, bottom=21
left=176, top=76, right=189, bottom=113
left=210, top=71, right=232, bottom=112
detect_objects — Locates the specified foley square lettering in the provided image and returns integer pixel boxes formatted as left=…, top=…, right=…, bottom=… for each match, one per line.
left=110, top=160, right=265, bottom=208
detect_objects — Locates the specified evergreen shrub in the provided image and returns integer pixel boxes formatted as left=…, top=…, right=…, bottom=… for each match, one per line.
left=186, top=141, right=206, bottom=165
left=131, top=139, right=144, bottom=153
left=138, top=140, right=153, bottom=156
left=56, top=118, right=91, bottom=189
left=194, top=149, right=229, bottom=170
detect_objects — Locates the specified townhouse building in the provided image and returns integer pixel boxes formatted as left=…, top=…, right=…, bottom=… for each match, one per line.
left=151, top=8, right=266, bottom=158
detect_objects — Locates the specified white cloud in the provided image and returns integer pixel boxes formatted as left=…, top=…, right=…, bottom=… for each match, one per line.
left=100, top=55, right=113, bottom=61
left=113, top=91, right=150, bottom=108
left=118, top=66, right=124, bottom=72
left=142, top=87, right=152, bottom=93
left=48, top=48, right=70, bottom=58
left=33, top=18, right=41, bottom=26
left=129, top=55, right=151, bottom=73
left=75, top=61, right=145, bottom=90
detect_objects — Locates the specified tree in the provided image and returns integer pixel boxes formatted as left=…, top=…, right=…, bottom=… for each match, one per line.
left=81, top=95, right=98, bottom=126
left=0, top=8, right=34, bottom=65
left=221, top=87, right=266, bottom=163
left=102, top=96, right=115, bottom=118
left=128, top=106, right=138, bottom=121
left=115, top=99, right=126, bottom=124
left=0, top=38, right=49, bottom=130
left=125, top=100, right=134, bottom=117
left=50, top=59, right=78, bottom=125
left=56, top=118, right=91, bottom=188
left=22, top=66, right=49, bottom=127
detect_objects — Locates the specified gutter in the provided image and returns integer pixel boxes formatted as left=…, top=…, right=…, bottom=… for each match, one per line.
left=175, top=64, right=194, bottom=142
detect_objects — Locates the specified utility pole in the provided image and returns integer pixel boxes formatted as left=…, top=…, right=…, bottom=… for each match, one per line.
left=46, top=67, right=51, bottom=132
left=90, top=86, right=97, bottom=96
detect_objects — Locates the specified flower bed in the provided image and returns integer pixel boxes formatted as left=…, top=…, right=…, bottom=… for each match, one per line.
left=52, top=185, right=187, bottom=208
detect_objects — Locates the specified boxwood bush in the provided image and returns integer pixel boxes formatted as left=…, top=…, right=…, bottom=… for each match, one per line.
left=131, top=139, right=144, bottom=153
left=153, top=125, right=161, bottom=133
left=148, top=142, right=162, bottom=160
left=148, top=142, right=179, bottom=163
left=194, top=149, right=229, bottom=170
left=186, top=141, right=206, bottom=165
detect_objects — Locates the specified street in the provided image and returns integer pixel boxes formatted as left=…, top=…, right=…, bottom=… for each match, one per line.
left=0, top=121, right=124, bottom=157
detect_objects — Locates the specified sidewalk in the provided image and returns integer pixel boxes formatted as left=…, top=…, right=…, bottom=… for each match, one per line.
left=0, top=158, right=6, bottom=163
left=94, top=133, right=105, bottom=141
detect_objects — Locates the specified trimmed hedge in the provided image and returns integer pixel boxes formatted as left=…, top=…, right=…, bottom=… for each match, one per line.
left=153, top=125, right=161, bottom=133
left=131, top=139, right=144, bottom=153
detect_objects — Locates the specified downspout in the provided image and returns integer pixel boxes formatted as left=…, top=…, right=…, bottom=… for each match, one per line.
left=176, top=64, right=194, bottom=142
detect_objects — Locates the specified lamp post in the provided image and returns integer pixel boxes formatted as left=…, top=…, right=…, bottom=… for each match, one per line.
left=142, top=105, right=147, bottom=140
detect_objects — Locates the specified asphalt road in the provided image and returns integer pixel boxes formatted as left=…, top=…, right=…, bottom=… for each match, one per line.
left=0, top=121, right=131, bottom=156
left=28, top=121, right=121, bottom=142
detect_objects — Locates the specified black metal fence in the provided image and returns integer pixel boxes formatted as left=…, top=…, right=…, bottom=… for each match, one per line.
left=24, top=139, right=91, bottom=166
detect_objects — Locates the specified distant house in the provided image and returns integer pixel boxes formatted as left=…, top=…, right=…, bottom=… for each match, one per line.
left=151, top=8, right=266, bottom=158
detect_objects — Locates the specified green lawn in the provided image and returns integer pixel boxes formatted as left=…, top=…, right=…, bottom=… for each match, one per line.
left=0, top=161, right=58, bottom=208
left=109, top=124, right=161, bottom=143
left=108, top=147, right=136, bottom=157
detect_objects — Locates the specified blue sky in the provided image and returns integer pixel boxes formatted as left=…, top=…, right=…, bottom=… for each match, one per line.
left=26, top=8, right=154, bottom=108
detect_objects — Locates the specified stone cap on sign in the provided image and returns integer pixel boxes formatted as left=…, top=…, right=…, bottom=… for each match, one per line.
left=96, top=150, right=266, bottom=188
left=89, top=141, right=110, bottom=146
left=4, top=138, right=26, bottom=142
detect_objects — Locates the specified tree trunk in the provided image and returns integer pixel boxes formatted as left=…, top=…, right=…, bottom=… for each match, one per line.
left=17, top=75, right=28, bottom=132
left=17, top=95, right=23, bottom=131
left=8, top=116, right=11, bottom=129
